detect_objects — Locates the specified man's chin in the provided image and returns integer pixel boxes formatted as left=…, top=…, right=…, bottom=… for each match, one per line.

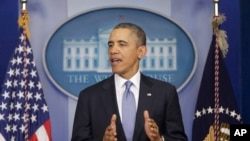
left=111, top=69, right=122, bottom=75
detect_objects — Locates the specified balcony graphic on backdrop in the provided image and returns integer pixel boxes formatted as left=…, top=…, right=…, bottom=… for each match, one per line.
left=63, top=28, right=177, bottom=72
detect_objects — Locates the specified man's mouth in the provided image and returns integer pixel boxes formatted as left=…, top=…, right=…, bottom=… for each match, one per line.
left=111, top=58, right=122, bottom=65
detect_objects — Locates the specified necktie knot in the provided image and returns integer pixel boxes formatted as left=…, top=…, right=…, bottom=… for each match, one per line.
left=125, top=81, right=133, bottom=90
left=124, top=81, right=133, bottom=99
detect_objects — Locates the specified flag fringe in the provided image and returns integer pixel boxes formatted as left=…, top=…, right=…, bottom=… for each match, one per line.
left=212, top=14, right=229, bottom=58
left=18, top=10, right=30, bottom=40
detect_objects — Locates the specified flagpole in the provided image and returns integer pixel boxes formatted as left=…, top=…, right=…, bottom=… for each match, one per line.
left=20, top=0, right=28, bottom=10
left=213, top=1, right=220, bottom=141
left=20, top=1, right=30, bottom=140
left=213, top=0, right=219, bottom=16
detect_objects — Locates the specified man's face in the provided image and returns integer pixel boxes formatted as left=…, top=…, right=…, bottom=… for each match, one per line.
left=108, top=28, right=146, bottom=79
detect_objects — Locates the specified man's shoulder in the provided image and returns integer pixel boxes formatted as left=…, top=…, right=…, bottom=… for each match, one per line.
left=141, top=73, right=175, bottom=88
left=80, top=75, right=114, bottom=92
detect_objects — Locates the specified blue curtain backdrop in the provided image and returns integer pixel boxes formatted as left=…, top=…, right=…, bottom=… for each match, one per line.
left=220, top=0, right=241, bottom=106
left=240, top=0, right=250, bottom=124
left=0, top=0, right=18, bottom=85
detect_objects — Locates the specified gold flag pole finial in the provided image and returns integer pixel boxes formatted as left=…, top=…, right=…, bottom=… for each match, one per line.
left=213, top=0, right=219, bottom=16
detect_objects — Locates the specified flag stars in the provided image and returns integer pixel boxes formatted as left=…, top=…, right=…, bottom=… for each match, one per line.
left=11, top=91, right=16, bottom=99
left=22, top=68, right=28, bottom=77
left=7, top=68, right=15, bottom=77
left=236, top=114, right=242, bottom=121
left=12, top=124, right=17, bottom=132
left=30, top=69, right=37, bottom=78
left=10, top=58, right=16, bottom=66
left=16, top=56, right=22, bottom=65
left=19, top=80, right=26, bottom=88
left=19, top=33, right=25, bottom=42
left=2, top=91, right=10, bottom=99
left=202, top=108, right=207, bottom=115
left=8, top=114, right=13, bottom=121
left=41, top=104, right=49, bottom=112
left=225, top=108, right=229, bottom=114
left=230, top=110, right=236, bottom=118
left=15, top=102, right=22, bottom=110
left=11, top=136, right=15, bottom=141
left=13, top=113, right=20, bottom=121
left=28, top=80, right=35, bottom=89
left=24, top=58, right=31, bottom=65
left=37, top=82, right=42, bottom=90
left=5, top=124, right=11, bottom=133
left=32, top=103, right=39, bottom=112
left=15, top=68, right=20, bottom=76
left=207, top=106, right=213, bottom=114
left=34, top=92, right=42, bottom=101
left=21, top=113, right=28, bottom=122
left=0, top=102, right=7, bottom=111
left=25, top=103, right=31, bottom=111
left=31, top=60, right=36, bottom=66
left=13, top=80, right=18, bottom=88
left=19, top=124, right=25, bottom=133
left=10, top=102, right=14, bottom=110
left=27, top=92, right=33, bottom=100
left=31, top=114, right=37, bottom=123
left=194, top=106, right=242, bottom=122
left=4, top=80, right=12, bottom=88
left=26, top=46, right=32, bottom=54
left=17, top=45, right=24, bottom=54
left=17, top=91, right=24, bottom=99
left=195, top=110, right=201, bottom=118
left=0, top=113, right=4, bottom=121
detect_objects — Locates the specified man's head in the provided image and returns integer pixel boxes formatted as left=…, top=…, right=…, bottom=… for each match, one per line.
left=112, top=23, right=146, bottom=47
left=108, top=23, right=147, bottom=79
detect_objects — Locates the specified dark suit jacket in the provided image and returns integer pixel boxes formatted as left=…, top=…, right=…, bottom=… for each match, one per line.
left=71, top=73, right=187, bottom=141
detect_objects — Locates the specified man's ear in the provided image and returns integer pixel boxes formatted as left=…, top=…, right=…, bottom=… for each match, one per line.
left=138, top=45, right=147, bottom=59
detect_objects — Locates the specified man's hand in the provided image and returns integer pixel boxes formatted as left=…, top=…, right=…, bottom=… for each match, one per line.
left=144, top=110, right=162, bottom=141
left=103, top=114, right=117, bottom=141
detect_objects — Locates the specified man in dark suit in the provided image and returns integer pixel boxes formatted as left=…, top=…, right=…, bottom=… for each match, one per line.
left=71, top=23, right=187, bottom=141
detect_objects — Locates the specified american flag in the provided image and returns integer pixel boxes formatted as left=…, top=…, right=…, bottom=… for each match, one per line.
left=0, top=11, right=52, bottom=141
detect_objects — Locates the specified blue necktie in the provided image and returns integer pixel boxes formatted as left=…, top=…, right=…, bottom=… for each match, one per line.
left=122, top=81, right=136, bottom=141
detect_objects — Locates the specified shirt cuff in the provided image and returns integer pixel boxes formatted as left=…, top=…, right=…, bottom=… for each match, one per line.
left=161, top=135, right=165, bottom=141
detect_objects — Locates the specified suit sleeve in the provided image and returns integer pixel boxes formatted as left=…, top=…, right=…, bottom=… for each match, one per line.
left=71, top=90, right=92, bottom=141
left=163, top=85, right=187, bottom=141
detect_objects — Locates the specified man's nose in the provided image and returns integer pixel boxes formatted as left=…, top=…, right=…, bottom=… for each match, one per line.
left=109, top=45, right=119, bottom=54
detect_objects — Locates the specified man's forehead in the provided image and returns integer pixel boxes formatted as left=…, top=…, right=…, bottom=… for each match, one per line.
left=111, top=28, right=132, bottom=34
left=110, top=28, right=136, bottom=39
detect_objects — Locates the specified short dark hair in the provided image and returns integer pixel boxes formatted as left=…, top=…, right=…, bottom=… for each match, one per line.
left=113, top=23, right=146, bottom=46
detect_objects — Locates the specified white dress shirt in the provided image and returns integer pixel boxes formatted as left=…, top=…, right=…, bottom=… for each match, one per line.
left=114, top=70, right=141, bottom=121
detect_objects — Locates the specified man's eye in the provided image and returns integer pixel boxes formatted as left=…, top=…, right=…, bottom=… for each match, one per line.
left=120, top=43, right=126, bottom=46
left=108, top=44, right=113, bottom=48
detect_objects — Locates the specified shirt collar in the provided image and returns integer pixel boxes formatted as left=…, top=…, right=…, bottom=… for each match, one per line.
left=114, top=70, right=141, bottom=89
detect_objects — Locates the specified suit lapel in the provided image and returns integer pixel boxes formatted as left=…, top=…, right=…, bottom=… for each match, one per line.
left=101, top=75, right=126, bottom=140
left=133, top=74, right=154, bottom=140
left=100, top=76, right=117, bottom=118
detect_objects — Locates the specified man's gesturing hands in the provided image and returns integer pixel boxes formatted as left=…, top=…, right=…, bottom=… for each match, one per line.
left=103, top=111, right=162, bottom=141
left=103, top=114, right=117, bottom=141
left=144, top=110, right=162, bottom=141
